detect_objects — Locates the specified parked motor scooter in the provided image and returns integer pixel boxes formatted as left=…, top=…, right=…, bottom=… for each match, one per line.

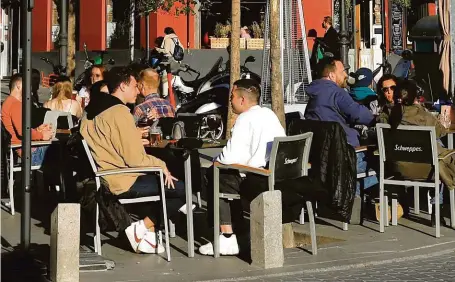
left=172, top=56, right=261, bottom=139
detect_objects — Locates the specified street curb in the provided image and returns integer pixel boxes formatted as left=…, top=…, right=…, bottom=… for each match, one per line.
left=199, top=247, right=455, bottom=281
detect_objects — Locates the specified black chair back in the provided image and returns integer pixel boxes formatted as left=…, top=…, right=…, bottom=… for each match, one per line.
left=378, top=125, right=436, bottom=165
left=269, top=133, right=313, bottom=183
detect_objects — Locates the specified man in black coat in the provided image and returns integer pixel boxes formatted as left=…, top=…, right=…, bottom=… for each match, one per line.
left=322, top=16, right=340, bottom=59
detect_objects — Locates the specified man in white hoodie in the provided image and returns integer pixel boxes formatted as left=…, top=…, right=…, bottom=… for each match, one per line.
left=199, top=79, right=286, bottom=256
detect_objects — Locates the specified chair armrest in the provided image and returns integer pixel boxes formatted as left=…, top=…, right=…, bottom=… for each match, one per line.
left=96, top=167, right=163, bottom=177
left=439, top=150, right=455, bottom=160
left=10, top=141, right=53, bottom=149
left=355, top=145, right=378, bottom=153
left=214, top=161, right=271, bottom=176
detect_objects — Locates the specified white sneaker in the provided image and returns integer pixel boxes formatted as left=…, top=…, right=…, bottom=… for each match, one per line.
left=199, top=234, right=239, bottom=256
left=125, top=220, right=147, bottom=253
left=178, top=204, right=196, bottom=215
left=137, top=231, right=166, bottom=254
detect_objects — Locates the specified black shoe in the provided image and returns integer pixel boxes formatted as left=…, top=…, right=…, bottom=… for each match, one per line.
left=431, top=206, right=447, bottom=227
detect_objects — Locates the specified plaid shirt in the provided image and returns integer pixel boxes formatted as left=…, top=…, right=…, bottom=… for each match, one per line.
left=133, top=93, right=175, bottom=124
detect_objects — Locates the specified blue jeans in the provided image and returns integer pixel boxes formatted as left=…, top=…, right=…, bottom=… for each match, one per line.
left=118, top=174, right=186, bottom=224
left=28, top=146, right=49, bottom=166
left=356, top=152, right=378, bottom=196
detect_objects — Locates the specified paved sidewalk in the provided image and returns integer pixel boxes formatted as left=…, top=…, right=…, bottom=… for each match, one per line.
left=2, top=203, right=455, bottom=282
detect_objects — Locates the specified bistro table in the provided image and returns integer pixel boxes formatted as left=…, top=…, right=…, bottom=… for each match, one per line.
left=144, top=138, right=227, bottom=257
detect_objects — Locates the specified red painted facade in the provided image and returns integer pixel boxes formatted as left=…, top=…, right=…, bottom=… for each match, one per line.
left=28, top=0, right=331, bottom=52
left=32, top=0, right=52, bottom=51
left=302, top=0, right=332, bottom=51
left=79, top=0, right=106, bottom=51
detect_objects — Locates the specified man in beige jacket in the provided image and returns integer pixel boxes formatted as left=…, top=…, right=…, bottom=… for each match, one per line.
left=80, top=66, right=185, bottom=254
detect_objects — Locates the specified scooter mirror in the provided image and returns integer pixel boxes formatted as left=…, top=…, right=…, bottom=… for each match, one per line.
left=245, top=56, right=255, bottom=63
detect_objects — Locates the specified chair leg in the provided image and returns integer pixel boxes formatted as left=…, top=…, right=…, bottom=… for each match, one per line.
left=197, top=192, right=202, bottom=208
left=95, top=203, right=102, bottom=256
left=306, top=201, right=317, bottom=255
left=435, top=186, right=440, bottom=238
left=169, top=219, right=176, bottom=238
left=391, top=198, right=398, bottom=226
left=160, top=174, right=171, bottom=262
left=414, top=186, right=420, bottom=215
left=214, top=167, right=220, bottom=258
left=384, top=195, right=389, bottom=227
left=450, top=189, right=455, bottom=229
left=8, top=164, right=15, bottom=216
left=342, top=222, right=348, bottom=231
left=299, top=207, right=305, bottom=225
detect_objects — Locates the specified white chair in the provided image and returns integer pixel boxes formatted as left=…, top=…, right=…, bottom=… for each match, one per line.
left=4, top=140, right=51, bottom=215
left=213, top=133, right=314, bottom=257
left=376, top=123, right=455, bottom=237
left=81, top=140, right=171, bottom=261
left=44, top=111, right=74, bottom=137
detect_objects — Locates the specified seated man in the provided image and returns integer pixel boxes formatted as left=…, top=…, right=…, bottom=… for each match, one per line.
left=304, top=57, right=377, bottom=195
left=1, top=73, right=53, bottom=166
left=133, top=68, right=175, bottom=125
left=80, top=66, right=185, bottom=254
left=199, top=79, right=286, bottom=256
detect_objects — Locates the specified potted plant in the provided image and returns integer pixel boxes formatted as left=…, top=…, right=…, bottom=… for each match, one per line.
left=210, top=21, right=246, bottom=49
left=247, top=21, right=265, bottom=50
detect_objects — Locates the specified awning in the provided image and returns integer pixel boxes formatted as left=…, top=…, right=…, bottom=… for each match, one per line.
left=408, top=16, right=442, bottom=40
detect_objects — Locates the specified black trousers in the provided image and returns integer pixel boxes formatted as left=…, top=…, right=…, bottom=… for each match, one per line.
left=206, top=166, right=268, bottom=231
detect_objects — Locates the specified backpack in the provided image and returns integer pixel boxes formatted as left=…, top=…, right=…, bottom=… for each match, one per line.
left=171, top=38, right=184, bottom=62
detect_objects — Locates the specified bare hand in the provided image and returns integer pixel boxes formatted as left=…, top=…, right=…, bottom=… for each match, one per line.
left=37, top=123, right=52, bottom=132
left=141, top=138, right=150, bottom=146
left=41, top=129, right=53, bottom=141
left=137, top=126, right=150, bottom=138
left=164, top=167, right=178, bottom=189
left=146, top=108, right=158, bottom=121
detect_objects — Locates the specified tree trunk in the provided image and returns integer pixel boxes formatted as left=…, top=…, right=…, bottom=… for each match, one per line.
left=67, top=0, right=76, bottom=79
left=129, top=0, right=135, bottom=63
left=226, top=0, right=241, bottom=139
left=270, top=0, right=285, bottom=128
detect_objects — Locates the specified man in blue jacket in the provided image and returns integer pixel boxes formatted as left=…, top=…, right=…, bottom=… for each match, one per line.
left=305, top=57, right=377, bottom=194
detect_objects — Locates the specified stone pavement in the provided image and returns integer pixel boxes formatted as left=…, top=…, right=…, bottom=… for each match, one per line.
left=228, top=251, right=455, bottom=281
left=2, top=202, right=455, bottom=282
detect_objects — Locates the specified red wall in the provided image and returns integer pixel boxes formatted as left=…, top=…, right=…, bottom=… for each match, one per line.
left=141, top=4, right=194, bottom=49
left=79, top=0, right=106, bottom=50
left=32, top=0, right=52, bottom=51
left=302, top=0, right=332, bottom=51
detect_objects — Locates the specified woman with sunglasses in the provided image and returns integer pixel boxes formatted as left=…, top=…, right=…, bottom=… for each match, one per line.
left=376, top=74, right=398, bottom=118
left=381, top=80, right=454, bottom=225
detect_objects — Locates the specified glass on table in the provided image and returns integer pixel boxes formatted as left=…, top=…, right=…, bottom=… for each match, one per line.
left=149, top=126, right=163, bottom=146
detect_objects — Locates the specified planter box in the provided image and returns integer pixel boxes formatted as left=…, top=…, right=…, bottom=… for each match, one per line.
left=210, top=38, right=246, bottom=49
left=247, top=38, right=265, bottom=50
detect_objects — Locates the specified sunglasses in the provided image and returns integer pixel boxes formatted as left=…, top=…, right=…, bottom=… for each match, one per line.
left=381, top=85, right=396, bottom=93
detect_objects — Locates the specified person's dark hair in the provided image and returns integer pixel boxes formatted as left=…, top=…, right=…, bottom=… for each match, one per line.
left=105, top=66, right=134, bottom=94
left=388, top=80, right=419, bottom=129
left=154, top=36, right=164, bottom=47
left=315, top=57, right=339, bottom=79
left=9, top=73, right=22, bottom=92
left=377, top=74, right=399, bottom=105
left=323, top=16, right=332, bottom=26
left=233, top=78, right=261, bottom=103
left=91, top=80, right=109, bottom=97
left=164, top=27, right=175, bottom=35
left=128, top=63, right=149, bottom=82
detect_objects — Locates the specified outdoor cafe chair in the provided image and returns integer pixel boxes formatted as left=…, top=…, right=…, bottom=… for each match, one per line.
left=1, top=123, right=51, bottom=215
left=376, top=123, right=455, bottom=237
left=213, top=132, right=316, bottom=257
left=81, top=139, right=171, bottom=261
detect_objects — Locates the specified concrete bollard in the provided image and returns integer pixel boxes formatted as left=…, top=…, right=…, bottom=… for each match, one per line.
left=50, top=204, right=80, bottom=282
left=250, top=190, right=284, bottom=269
